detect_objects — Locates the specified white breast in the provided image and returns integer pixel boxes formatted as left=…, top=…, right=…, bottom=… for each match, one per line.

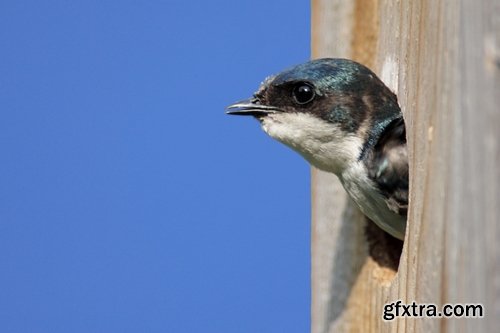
left=260, top=112, right=406, bottom=239
left=339, top=162, right=406, bottom=239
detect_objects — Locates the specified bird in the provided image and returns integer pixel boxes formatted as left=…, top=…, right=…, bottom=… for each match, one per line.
left=226, top=58, right=408, bottom=240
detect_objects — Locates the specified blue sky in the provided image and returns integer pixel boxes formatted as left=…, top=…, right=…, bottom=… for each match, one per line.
left=0, top=1, right=311, bottom=332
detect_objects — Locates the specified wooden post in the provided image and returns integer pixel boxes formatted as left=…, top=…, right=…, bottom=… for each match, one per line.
left=311, top=0, right=500, bottom=332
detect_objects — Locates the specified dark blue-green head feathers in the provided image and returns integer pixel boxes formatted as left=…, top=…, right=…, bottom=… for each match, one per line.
left=256, top=58, right=401, bottom=135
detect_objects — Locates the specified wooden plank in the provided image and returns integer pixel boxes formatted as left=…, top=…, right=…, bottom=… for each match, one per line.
left=311, top=0, right=500, bottom=332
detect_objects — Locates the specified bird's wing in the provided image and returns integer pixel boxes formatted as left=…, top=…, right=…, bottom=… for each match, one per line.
left=367, top=117, right=408, bottom=216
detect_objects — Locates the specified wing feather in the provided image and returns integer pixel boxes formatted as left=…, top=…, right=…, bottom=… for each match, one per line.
left=366, top=117, right=408, bottom=216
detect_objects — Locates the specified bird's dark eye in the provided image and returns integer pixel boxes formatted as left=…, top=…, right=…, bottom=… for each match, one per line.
left=292, top=83, right=315, bottom=105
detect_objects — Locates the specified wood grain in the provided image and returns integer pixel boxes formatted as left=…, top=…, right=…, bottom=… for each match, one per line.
left=311, top=0, right=500, bottom=332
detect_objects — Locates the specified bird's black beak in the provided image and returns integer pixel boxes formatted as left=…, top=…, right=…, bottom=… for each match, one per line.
left=226, top=98, right=281, bottom=116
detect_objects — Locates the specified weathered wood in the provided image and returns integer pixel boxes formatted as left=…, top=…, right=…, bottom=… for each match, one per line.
left=311, top=0, right=500, bottom=332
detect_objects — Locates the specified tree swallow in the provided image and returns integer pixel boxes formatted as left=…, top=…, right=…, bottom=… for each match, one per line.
left=226, top=58, right=408, bottom=240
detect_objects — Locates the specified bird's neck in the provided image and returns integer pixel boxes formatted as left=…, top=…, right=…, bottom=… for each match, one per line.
left=261, top=112, right=364, bottom=176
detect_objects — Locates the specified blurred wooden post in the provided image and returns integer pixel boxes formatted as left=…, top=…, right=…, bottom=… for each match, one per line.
left=311, top=0, right=500, bottom=332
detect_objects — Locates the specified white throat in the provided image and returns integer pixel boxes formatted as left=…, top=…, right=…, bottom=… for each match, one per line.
left=260, top=112, right=363, bottom=175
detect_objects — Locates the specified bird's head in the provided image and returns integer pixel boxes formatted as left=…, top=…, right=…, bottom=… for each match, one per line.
left=227, top=58, right=401, bottom=175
